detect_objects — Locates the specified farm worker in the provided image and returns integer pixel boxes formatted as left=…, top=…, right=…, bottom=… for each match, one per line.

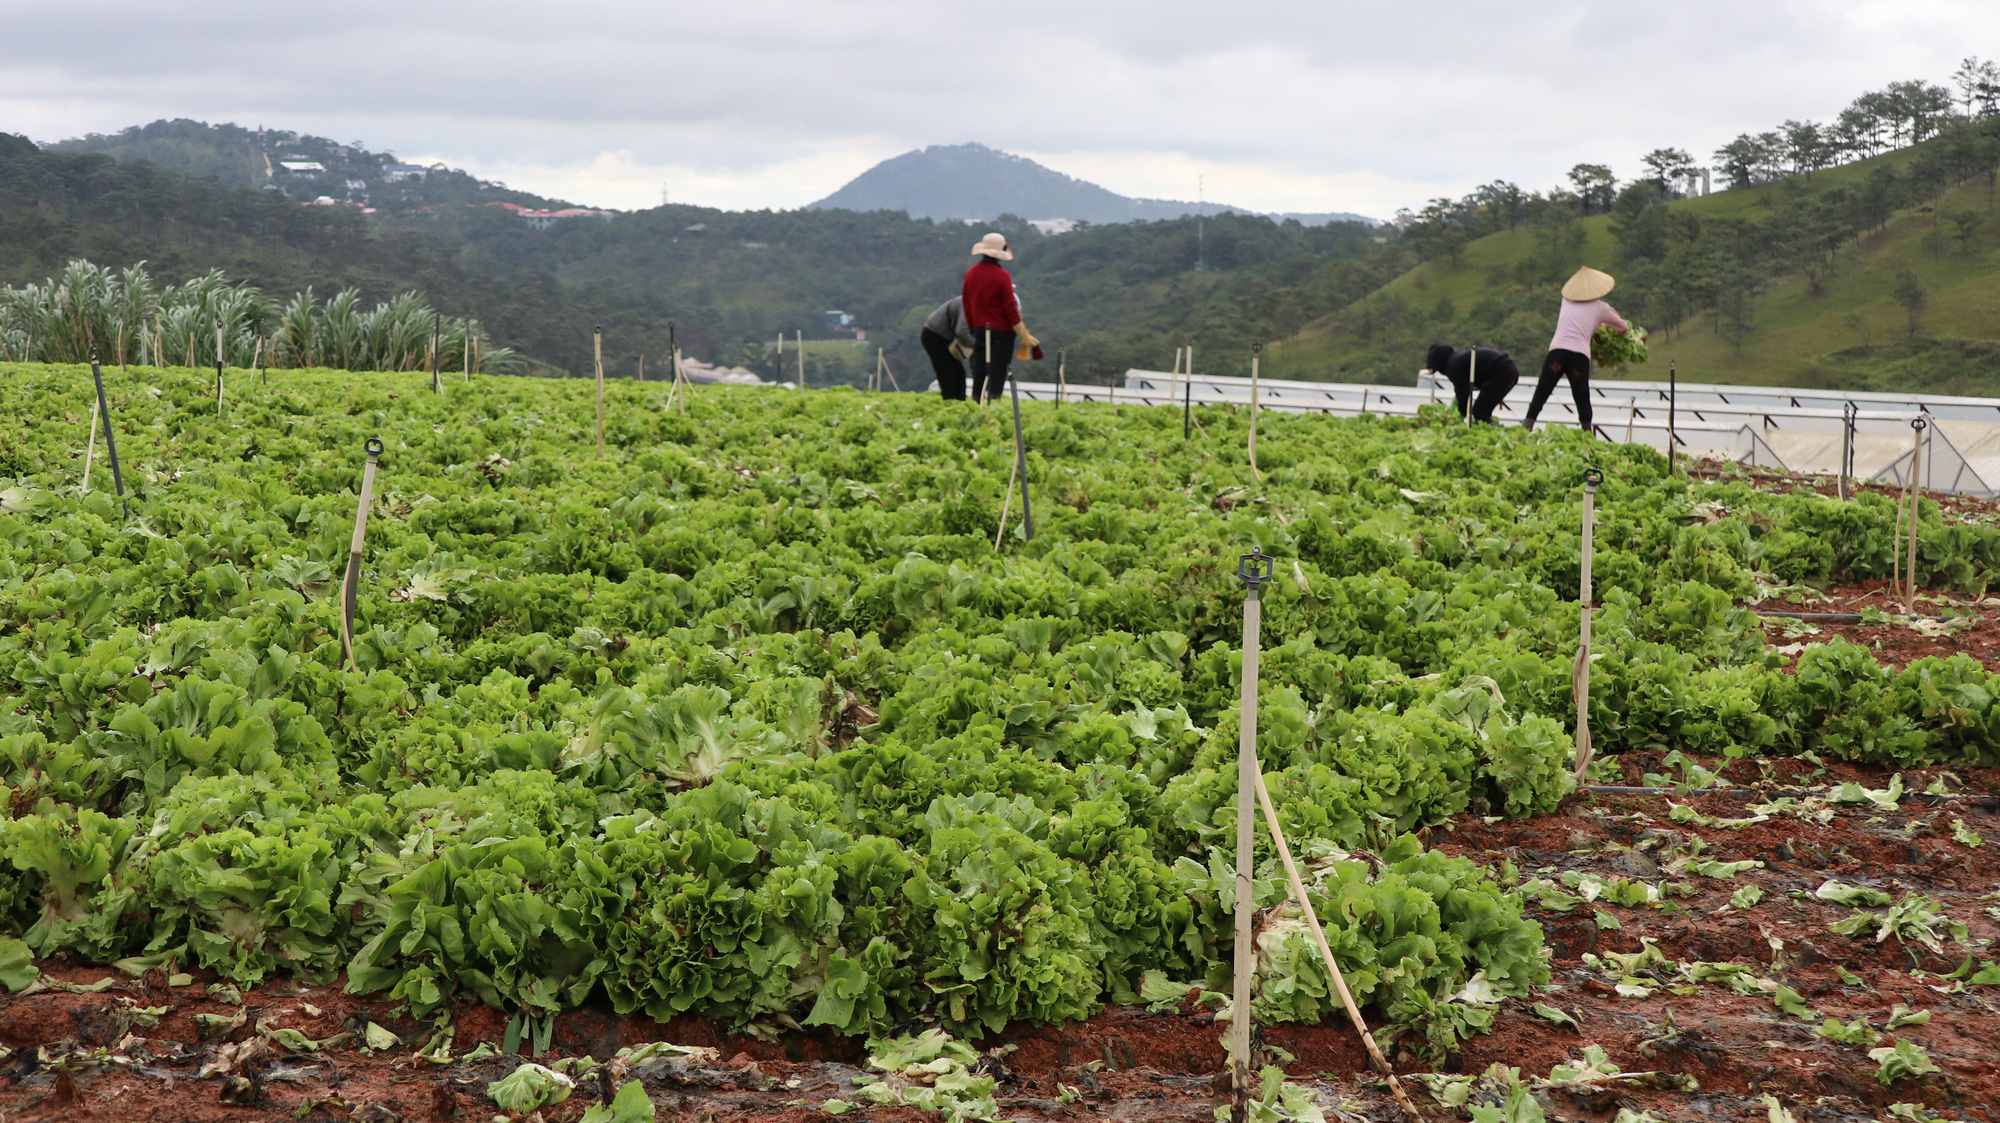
left=1521, top=266, right=1627, bottom=433
left=920, top=296, right=977, bottom=400
left=1424, top=343, right=1519, bottom=424
left=961, top=232, right=1039, bottom=403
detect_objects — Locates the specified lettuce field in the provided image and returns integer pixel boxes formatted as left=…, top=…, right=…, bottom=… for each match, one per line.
left=3, top=362, right=2000, bottom=1122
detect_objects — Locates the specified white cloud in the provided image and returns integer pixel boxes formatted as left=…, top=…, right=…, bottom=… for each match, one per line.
left=5, top=0, right=1999, bottom=216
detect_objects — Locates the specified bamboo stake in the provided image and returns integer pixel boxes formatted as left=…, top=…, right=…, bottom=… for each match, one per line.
left=1464, top=346, right=1475, bottom=425
left=994, top=446, right=1017, bottom=551
left=430, top=313, right=442, bottom=396
left=881, top=352, right=900, bottom=392
left=340, top=438, right=384, bottom=670
left=1907, top=418, right=1926, bottom=614
left=1248, top=344, right=1262, bottom=482
left=1249, top=770, right=1421, bottom=1119
left=797, top=329, right=805, bottom=389
left=594, top=326, right=605, bottom=458
left=1008, top=368, right=1034, bottom=541
left=468, top=335, right=476, bottom=383
left=1572, top=467, right=1602, bottom=782
left=82, top=373, right=100, bottom=492
left=1056, top=346, right=1066, bottom=406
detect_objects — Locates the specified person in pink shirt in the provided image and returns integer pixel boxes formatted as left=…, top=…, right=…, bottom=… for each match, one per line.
left=1522, top=266, right=1627, bottom=432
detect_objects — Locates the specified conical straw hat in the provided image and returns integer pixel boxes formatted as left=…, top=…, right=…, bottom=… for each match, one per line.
left=1561, top=267, right=1615, bottom=301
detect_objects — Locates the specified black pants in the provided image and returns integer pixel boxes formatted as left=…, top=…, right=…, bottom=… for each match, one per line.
left=922, top=328, right=967, bottom=399
left=1447, top=354, right=1520, bottom=423
left=1525, top=348, right=1593, bottom=429
left=968, top=327, right=1013, bottom=402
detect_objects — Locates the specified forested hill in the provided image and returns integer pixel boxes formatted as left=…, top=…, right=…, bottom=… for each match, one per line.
left=1, top=126, right=1388, bottom=382
left=1278, top=86, right=2000, bottom=394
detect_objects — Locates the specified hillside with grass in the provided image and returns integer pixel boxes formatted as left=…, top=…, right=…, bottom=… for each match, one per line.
left=1276, top=110, right=2000, bottom=395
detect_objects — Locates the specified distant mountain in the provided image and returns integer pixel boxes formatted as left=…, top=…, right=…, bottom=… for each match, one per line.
left=810, top=142, right=1375, bottom=227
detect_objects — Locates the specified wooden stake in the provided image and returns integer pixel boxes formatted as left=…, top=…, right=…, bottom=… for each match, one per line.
left=994, top=445, right=1017, bottom=551
left=1248, top=344, right=1262, bottom=482
left=1008, top=369, right=1034, bottom=541
left=1184, top=344, right=1193, bottom=439
left=797, top=329, right=805, bottom=389
left=1907, top=418, right=1926, bottom=614
left=430, top=313, right=442, bottom=396
left=340, top=438, right=384, bottom=670
left=594, top=326, right=605, bottom=458
left=1572, top=467, right=1602, bottom=782
left=82, top=372, right=100, bottom=492
left=1250, top=769, right=1422, bottom=1119
left=215, top=323, right=225, bottom=418
left=1057, top=346, right=1067, bottom=406
left=468, top=335, right=476, bottom=383
left=1465, top=345, right=1475, bottom=425
left=1230, top=551, right=1271, bottom=1122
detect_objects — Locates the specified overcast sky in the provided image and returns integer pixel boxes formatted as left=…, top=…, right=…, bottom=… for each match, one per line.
left=4, top=0, right=1996, bottom=219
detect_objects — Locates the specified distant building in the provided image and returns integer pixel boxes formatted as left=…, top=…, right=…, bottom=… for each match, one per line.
left=383, top=163, right=429, bottom=183
left=683, top=223, right=707, bottom=233
left=279, top=161, right=325, bottom=176
left=486, top=201, right=616, bottom=229
left=825, top=310, right=854, bottom=327
left=1027, top=218, right=1078, bottom=235
left=345, top=179, right=368, bottom=191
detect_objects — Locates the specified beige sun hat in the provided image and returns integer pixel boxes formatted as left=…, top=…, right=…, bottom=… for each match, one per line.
left=971, top=232, right=1013, bottom=261
left=1561, top=266, right=1615, bottom=302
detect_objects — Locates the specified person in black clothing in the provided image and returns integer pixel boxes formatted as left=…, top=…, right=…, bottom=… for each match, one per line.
left=920, top=296, right=976, bottom=399
left=1425, top=343, right=1519, bottom=424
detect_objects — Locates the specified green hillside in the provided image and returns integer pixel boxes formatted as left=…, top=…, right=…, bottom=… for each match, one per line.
left=1279, top=126, right=2000, bottom=394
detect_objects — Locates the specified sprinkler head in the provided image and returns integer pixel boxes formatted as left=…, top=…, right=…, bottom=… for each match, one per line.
left=1583, top=466, right=1604, bottom=488
left=364, top=436, right=384, bottom=460
left=1236, top=550, right=1275, bottom=589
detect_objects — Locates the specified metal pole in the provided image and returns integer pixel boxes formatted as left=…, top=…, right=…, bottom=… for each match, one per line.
left=1572, top=467, right=1601, bottom=781
left=1184, top=344, right=1193, bottom=439
left=215, top=322, right=225, bottom=418
left=88, top=353, right=128, bottom=519
left=1008, top=369, right=1035, bottom=541
left=340, top=437, right=384, bottom=670
left=1667, top=360, right=1677, bottom=476
left=1230, top=550, right=1273, bottom=1122
left=594, top=326, right=605, bottom=458
left=1840, top=401, right=1855, bottom=500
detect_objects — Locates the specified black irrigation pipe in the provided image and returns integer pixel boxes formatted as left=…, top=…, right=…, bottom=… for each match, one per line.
left=1582, top=784, right=2000, bottom=809
left=88, top=353, right=128, bottom=519
left=1754, top=610, right=1962, bottom=624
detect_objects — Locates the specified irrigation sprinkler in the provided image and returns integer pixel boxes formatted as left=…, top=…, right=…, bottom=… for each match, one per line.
left=1008, top=368, right=1034, bottom=542
left=594, top=326, right=606, bottom=458
left=1055, top=346, right=1067, bottom=406
left=340, top=437, right=384, bottom=670
left=1228, top=549, right=1272, bottom=1120
left=1572, top=466, right=1602, bottom=782
left=88, top=352, right=128, bottom=519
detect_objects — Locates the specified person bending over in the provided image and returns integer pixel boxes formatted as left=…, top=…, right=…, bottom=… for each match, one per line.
left=921, top=296, right=976, bottom=400
left=961, top=232, right=1038, bottom=403
left=1424, top=343, right=1519, bottom=424
left=1522, top=266, right=1626, bottom=432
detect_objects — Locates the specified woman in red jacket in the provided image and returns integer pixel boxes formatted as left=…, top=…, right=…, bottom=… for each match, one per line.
left=961, top=232, right=1039, bottom=403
